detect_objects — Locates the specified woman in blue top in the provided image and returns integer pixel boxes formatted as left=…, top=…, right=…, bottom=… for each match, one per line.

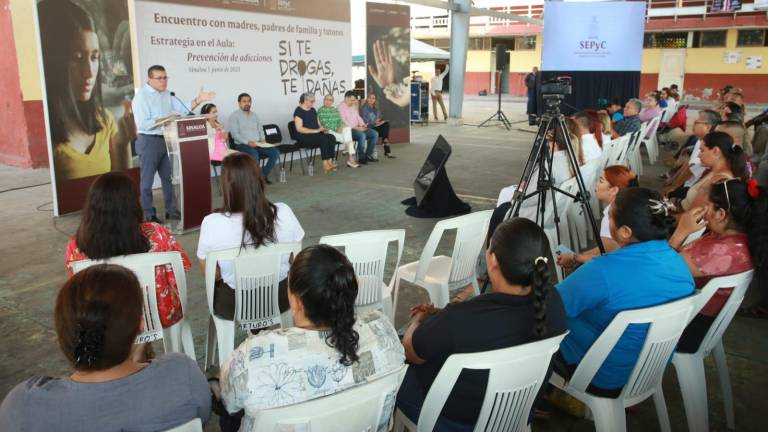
left=360, top=93, right=396, bottom=158
left=556, top=187, right=694, bottom=395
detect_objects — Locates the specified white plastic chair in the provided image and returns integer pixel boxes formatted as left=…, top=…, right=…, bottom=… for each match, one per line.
left=319, top=229, right=405, bottom=321
left=71, top=252, right=195, bottom=359
left=671, top=270, right=754, bottom=432
left=393, top=210, right=492, bottom=309
left=394, top=333, right=568, bottom=432
left=602, top=133, right=632, bottom=168
left=641, top=115, right=662, bottom=165
left=163, top=418, right=203, bottom=432
left=550, top=295, right=697, bottom=432
left=203, top=242, right=301, bottom=368
left=566, top=159, right=602, bottom=250
left=541, top=177, right=579, bottom=281
left=681, top=227, right=706, bottom=248
left=628, top=125, right=648, bottom=175
left=662, top=100, right=678, bottom=123
left=249, top=365, right=408, bottom=432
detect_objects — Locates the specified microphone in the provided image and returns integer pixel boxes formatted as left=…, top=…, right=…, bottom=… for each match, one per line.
left=170, top=91, right=194, bottom=115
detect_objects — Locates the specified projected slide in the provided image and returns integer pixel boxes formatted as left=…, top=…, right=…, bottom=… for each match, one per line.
left=542, top=1, right=646, bottom=72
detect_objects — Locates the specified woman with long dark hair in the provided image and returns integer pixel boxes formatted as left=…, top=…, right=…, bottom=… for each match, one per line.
left=555, top=187, right=694, bottom=396
left=396, top=218, right=567, bottom=429
left=65, top=172, right=191, bottom=328
left=680, top=131, right=748, bottom=210
left=38, top=0, right=133, bottom=180
left=0, top=265, right=210, bottom=431
left=196, top=152, right=304, bottom=319
left=671, top=179, right=768, bottom=347
left=218, top=245, right=404, bottom=431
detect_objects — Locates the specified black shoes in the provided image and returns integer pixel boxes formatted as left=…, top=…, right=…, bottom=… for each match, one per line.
left=166, top=210, right=181, bottom=220
left=148, top=215, right=163, bottom=224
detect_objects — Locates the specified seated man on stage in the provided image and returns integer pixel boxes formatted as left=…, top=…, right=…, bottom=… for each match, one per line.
left=611, top=98, right=642, bottom=138
left=132, top=65, right=214, bottom=223
left=338, top=90, right=378, bottom=164
left=361, top=93, right=396, bottom=159
left=227, top=93, right=280, bottom=183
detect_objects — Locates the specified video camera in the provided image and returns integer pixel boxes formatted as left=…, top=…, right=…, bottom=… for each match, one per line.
left=541, top=77, right=572, bottom=95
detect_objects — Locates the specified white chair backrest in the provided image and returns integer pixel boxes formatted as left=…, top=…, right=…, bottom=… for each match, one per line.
left=644, top=115, right=661, bottom=139
left=163, top=418, right=203, bottom=432
left=681, top=227, right=706, bottom=247
left=319, top=229, right=405, bottom=309
left=568, top=295, right=696, bottom=404
left=603, top=133, right=632, bottom=167
left=418, top=333, right=567, bottom=432
left=415, top=210, right=493, bottom=287
left=204, top=242, right=301, bottom=331
left=71, top=251, right=186, bottom=344
left=691, top=270, right=753, bottom=356
left=663, top=100, right=678, bottom=122
left=249, top=365, right=408, bottom=432
left=542, top=176, right=579, bottom=229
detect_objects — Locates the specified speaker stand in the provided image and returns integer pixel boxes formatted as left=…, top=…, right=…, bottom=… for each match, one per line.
left=478, top=75, right=512, bottom=130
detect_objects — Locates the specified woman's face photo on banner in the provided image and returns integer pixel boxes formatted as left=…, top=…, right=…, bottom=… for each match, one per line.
left=37, top=0, right=136, bottom=186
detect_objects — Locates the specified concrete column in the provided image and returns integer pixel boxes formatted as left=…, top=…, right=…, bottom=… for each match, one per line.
left=447, top=0, right=470, bottom=124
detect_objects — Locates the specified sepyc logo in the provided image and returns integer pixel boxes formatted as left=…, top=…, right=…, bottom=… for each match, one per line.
left=579, top=40, right=608, bottom=52
left=579, top=15, right=606, bottom=52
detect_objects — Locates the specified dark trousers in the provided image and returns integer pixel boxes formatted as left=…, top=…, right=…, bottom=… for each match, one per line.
left=232, top=144, right=280, bottom=176
left=373, top=122, right=390, bottom=141
left=526, top=87, right=536, bottom=115
left=552, top=352, right=622, bottom=398
left=297, top=133, right=336, bottom=160
left=677, top=314, right=716, bottom=354
left=213, top=278, right=289, bottom=320
left=395, top=367, right=475, bottom=431
left=136, top=134, right=177, bottom=218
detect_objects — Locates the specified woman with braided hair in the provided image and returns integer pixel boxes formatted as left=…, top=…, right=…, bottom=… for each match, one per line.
left=396, top=218, right=567, bottom=429
left=0, top=264, right=211, bottom=431
left=671, top=178, right=768, bottom=347
left=218, top=245, right=404, bottom=432
left=555, top=187, right=694, bottom=397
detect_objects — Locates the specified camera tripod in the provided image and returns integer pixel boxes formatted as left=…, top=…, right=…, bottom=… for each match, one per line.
left=478, top=71, right=512, bottom=130
left=507, top=95, right=605, bottom=257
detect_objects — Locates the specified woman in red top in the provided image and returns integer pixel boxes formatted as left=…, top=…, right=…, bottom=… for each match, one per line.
left=670, top=179, right=767, bottom=352
left=64, top=172, right=191, bottom=328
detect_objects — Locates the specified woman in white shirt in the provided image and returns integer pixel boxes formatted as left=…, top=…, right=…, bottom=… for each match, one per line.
left=197, top=152, right=305, bottom=319
left=219, top=245, right=405, bottom=432
left=557, top=165, right=638, bottom=268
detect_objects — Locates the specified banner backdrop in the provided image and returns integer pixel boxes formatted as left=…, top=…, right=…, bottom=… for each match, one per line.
left=134, top=0, right=351, bottom=130
left=366, top=2, right=410, bottom=144
left=542, top=1, right=646, bottom=72
left=36, top=0, right=137, bottom=215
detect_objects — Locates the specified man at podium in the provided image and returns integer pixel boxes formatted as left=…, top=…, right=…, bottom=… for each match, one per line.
left=131, top=65, right=215, bottom=223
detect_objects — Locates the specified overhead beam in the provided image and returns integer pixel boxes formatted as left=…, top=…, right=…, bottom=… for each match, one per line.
left=402, top=0, right=542, bottom=25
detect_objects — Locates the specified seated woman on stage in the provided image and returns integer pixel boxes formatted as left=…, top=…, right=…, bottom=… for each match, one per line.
left=0, top=264, right=211, bottom=431
left=201, top=103, right=237, bottom=162
left=557, top=165, right=638, bottom=267
left=196, top=153, right=304, bottom=320
left=397, top=218, right=567, bottom=429
left=64, top=172, right=191, bottom=330
left=293, top=92, right=338, bottom=174
left=555, top=187, right=694, bottom=397
left=360, top=93, right=396, bottom=159
left=218, top=245, right=404, bottom=432
left=670, top=179, right=765, bottom=352
left=317, top=94, right=359, bottom=168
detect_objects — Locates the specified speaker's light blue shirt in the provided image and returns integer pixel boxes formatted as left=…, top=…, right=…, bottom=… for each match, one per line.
left=132, top=84, right=193, bottom=135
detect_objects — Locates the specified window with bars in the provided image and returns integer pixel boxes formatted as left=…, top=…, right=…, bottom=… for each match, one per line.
left=737, top=29, right=767, bottom=47
left=515, top=35, right=537, bottom=51
left=643, top=32, right=688, bottom=48
left=693, top=30, right=727, bottom=47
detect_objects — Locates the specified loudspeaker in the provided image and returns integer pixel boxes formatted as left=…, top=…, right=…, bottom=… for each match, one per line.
left=495, top=44, right=508, bottom=71
left=401, top=135, right=471, bottom=218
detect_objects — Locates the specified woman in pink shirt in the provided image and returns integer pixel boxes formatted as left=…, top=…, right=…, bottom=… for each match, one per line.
left=201, top=104, right=236, bottom=162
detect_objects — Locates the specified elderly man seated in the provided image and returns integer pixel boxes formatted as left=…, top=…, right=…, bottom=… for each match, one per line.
left=611, top=98, right=642, bottom=138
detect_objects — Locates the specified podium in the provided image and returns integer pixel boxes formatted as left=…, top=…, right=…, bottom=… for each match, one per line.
left=162, top=115, right=212, bottom=232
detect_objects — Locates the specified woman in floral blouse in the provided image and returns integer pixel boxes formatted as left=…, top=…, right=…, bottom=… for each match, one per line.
left=671, top=179, right=767, bottom=352
left=64, top=172, right=191, bottom=328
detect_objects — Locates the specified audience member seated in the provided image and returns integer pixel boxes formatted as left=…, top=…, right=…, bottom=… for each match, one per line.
left=659, top=88, right=669, bottom=108
left=670, top=179, right=766, bottom=352
left=663, top=109, right=719, bottom=198
left=669, top=84, right=681, bottom=100
left=0, top=264, right=211, bottom=431
left=293, top=92, right=338, bottom=173
left=597, top=110, right=614, bottom=142
left=716, top=119, right=752, bottom=168
left=361, top=93, right=397, bottom=159
left=719, top=101, right=743, bottom=120
left=317, top=94, right=359, bottom=168
left=397, top=218, right=567, bottom=429
left=573, top=111, right=603, bottom=162
left=65, top=172, right=191, bottom=330
left=639, top=93, right=662, bottom=123
left=228, top=93, right=281, bottom=183
left=554, top=187, right=694, bottom=396
left=218, top=245, right=405, bottom=432
left=339, top=90, right=379, bottom=164
left=611, top=98, right=642, bottom=138
left=201, top=103, right=237, bottom=162
left=558, top=165, right=638, bottom=267
left=607, top=99, right=624, bottom=122
left=679, top=131, right=747, bottom=211
left=197, top=153, right=304, bottom=320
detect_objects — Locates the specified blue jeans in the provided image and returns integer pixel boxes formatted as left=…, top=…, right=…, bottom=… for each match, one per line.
left=395, top=367, right=474, bottom=431
left=135, top=134, right=177, bottom=218
left=351, top=128, right=378, bottom=161
left=232, top=144, right=280, bottom=176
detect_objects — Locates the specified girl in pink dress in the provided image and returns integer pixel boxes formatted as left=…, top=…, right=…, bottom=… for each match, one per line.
left=201, top=103, right=236, bottom=162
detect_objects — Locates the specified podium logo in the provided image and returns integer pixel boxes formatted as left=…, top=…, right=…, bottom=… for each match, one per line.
left=186, top=124, right=206, bottom=131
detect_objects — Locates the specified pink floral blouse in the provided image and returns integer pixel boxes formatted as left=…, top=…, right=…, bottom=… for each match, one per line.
left=682, top=232, right=752, bottom=317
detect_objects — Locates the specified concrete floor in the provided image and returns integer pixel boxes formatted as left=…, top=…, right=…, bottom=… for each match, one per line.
left=1, top=98, right=767, bottom=431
